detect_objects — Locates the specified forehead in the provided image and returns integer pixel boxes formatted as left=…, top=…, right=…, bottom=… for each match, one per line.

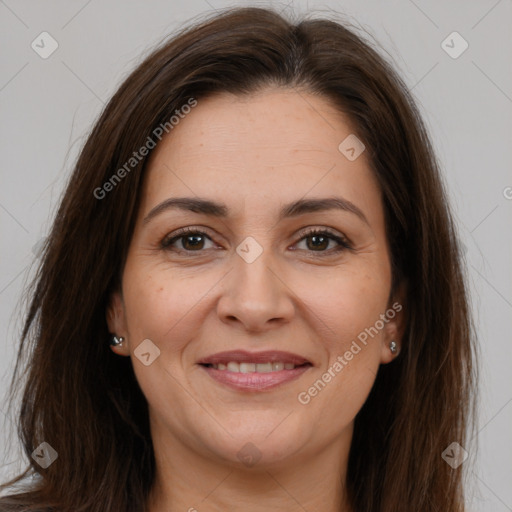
left=140, top=88, right=380, bottom=220
left=153, top=88, right=358, bottom=161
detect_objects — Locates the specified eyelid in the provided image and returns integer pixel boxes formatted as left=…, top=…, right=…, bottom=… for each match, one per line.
left=294, top=226, right=351, bottom=246
left=160, top=225, right=219, bottom=248
left=160, top=225, right=353, bottom=253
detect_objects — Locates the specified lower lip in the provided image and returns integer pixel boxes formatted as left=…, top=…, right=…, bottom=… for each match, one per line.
left=200, top=364, right=311, bottom=391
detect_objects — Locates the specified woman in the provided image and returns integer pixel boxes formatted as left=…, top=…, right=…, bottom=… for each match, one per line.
left=0, top=6, right=477, bottom=511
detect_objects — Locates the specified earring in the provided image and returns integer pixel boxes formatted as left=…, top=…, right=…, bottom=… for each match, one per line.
left=110, top=335, right=125, bottom=347
left=389, top=340, right=398, bottom=355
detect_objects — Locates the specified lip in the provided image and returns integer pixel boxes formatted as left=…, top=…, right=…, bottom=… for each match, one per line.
left=200, top=364, right=311, bottom=391
left=197, top=350, right=310, bottom=366
left=197, top=350, right=312, bottom=392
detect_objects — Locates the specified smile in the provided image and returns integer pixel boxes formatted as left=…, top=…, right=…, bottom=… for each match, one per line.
left=206, top=361, right=299, bottom=372
left=198, top=350, right=312, bottom=391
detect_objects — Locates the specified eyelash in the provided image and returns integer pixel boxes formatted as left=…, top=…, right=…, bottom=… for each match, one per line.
left=160, top=226, right=352, bottom=256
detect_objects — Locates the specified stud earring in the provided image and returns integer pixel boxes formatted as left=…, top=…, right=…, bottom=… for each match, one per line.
left=110, top=335, right=125, bottom=347
left=389, top=340, right=398, bottom=355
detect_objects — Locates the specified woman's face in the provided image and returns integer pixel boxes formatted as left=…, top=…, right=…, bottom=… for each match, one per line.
left=108, top=87, right=403, bottom=470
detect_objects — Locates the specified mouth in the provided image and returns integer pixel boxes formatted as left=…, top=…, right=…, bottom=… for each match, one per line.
left=197, top=350, right=313, bottom=391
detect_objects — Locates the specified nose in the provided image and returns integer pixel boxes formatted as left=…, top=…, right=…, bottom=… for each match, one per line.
left=216, top=244, right=295, bottom=334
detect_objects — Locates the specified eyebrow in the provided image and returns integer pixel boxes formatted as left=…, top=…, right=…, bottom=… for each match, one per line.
left=143, top=196, right=369, bottom=226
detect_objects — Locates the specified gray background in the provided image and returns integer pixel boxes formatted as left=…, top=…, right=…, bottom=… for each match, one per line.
left=0, top=0, right=511, bottom=509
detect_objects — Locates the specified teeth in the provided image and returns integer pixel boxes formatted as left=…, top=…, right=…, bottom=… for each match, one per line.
left=240, top=363, right=256, bottom=373
left=256, top=362, right=273, bottom=373
left=227, top=362, right=239, bottom=372
left=211, top=361, right=300, bottom=372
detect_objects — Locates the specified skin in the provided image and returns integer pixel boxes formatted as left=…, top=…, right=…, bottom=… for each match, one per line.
left=107, top=87, right=405, bottom=512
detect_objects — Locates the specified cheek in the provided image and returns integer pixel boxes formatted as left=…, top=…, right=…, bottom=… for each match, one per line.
left=121, top=265, right=199, bottom=417
left=123, top=277, right=169, bottom=340
left=304, top=269, right=389, bottom=416
left=298, top=266, right=390, bottom=347
left=122, top=261, right=203, bottom=346
left=297, top=279, right=385, bottom=430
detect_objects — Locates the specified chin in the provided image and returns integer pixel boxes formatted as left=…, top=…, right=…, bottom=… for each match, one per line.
left=199, top=418, right=309, bottom=469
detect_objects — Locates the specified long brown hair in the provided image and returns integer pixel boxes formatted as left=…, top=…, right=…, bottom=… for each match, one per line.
left=0, top=6, right=477, bottom=511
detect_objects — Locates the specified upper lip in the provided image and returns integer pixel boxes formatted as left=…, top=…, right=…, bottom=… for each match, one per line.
left=198, top=350, right=311, bottom=366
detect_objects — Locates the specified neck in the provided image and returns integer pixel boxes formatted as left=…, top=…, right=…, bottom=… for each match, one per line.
left=147, top=422, right=354, bottom=512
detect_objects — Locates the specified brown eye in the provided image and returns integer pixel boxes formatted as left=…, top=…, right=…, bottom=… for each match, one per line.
left=161, top=229, right=215, bottom=252
left=305, top=233, right=330, bottom=251
left=160, top=227, right=351, bottom=256
left=295, top=228, right=352, bottom=254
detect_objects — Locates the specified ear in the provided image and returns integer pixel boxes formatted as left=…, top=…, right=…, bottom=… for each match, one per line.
left=380, top=281, right=406, bottom=364
left=106, top=290, right=130, bottom=356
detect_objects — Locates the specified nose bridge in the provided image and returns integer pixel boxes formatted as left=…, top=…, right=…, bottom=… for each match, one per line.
left=217, top=233, right=294, bottom=329
left=233, top=234, right=279, bottom=299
